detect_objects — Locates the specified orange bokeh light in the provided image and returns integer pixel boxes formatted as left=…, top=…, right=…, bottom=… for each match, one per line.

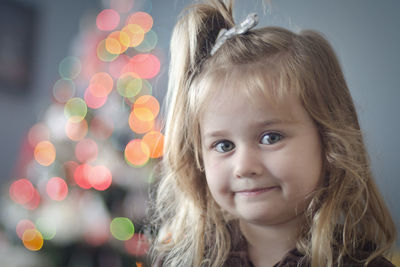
left=22, top=229, right=43, bottom=251
left=65, top=118, right=88, bottom=141
left=106, top=31, right=128, bottom=55
left=121, top=24, right=145, bottom=47
left=133, top=95, right=159, bottom=121
left=128, top=110, right=154, bottom=134
left=34, top=141, right=56, bottom=166
left=46, top=177, right=68, bottom=201
left=142, top=131, right=164, bottom=159
left=125, top=139, right=150, bottom=166
left=88, top=165, right=112, bottom=191
left=126, top=12, right=153, bottom=33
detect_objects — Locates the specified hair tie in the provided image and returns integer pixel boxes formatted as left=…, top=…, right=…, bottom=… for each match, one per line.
left=210, top=13, right=259, bottom=56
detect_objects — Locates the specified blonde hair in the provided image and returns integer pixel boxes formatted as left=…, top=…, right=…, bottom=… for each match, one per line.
left=149, top=1, right=397, bottom=266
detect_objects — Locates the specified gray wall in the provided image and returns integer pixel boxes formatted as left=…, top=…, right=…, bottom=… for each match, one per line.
left=0, top=0, right=398, bottom=244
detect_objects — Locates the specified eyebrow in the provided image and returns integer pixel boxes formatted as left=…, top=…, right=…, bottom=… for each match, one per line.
left=202, top=119, right=287, bottom=139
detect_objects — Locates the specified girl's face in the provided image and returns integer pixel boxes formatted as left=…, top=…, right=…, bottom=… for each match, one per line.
left=200, top=86, right=323, bottom=227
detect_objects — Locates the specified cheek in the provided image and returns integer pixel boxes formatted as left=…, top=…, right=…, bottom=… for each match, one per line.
left=270, top=151, right=322, bottom=195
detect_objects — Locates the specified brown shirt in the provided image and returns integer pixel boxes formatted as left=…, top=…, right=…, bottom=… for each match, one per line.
left=225, top=246, right=395, bottom=267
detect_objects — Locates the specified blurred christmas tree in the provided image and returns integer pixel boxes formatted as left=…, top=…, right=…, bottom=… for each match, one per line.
left=1, top=0, right=164, bottom=266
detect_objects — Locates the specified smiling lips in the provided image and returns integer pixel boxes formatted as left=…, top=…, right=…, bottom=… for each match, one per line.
left=235, top=186, right=278, bottom=196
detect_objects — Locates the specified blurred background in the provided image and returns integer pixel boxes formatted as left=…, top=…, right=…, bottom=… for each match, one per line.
left=0, top=0, right=398, bottom=266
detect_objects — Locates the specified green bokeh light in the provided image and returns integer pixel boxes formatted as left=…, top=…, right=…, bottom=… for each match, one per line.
left=97, top=39, right=119, bottom=62
left=134, top=30, right=158, bottom=52
left=64, top=97, right=88, bottom=122
left=110, top=217, right=135, bottom=241
left=59, top=56, right=82, bottom=79
left=36, top=217, right=56, bottom=240
left=117, top=72, right=142, bottom=98
left=53, top=78, right=76, bottom=103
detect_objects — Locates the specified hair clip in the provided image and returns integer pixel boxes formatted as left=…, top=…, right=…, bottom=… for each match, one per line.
left=210, top=13, right=259, bottom=56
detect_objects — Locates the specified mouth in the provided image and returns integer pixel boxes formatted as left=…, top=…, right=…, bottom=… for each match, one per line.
left=234, top=186, right=278, bottom=196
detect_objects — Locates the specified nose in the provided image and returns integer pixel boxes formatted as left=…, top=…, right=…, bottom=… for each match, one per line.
left=233, top=146, right=264, bottom=178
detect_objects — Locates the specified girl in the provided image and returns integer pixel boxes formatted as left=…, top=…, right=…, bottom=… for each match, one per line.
left=149, top=0, right=397, bottom=266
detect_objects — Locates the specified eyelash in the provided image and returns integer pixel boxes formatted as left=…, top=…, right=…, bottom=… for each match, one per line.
left=211, top=132, right=284, bottom=153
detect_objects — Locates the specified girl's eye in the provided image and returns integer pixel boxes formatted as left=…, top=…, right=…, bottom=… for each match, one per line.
left=214, top=141, right=235, bottom=153
left=260, top=132, right=283, bottom=145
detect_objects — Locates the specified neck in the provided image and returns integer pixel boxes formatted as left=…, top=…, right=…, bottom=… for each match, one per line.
left=240, top=216, right=303, bottom=267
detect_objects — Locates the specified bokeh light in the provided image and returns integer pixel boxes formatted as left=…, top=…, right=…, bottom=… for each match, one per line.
left=22, top=229, right=43, bottom=251
left=135, top=30, right=158, bottom=52
left=125, top=233, right=150, bottom=256
left=16, top=219, right=36, bottom=239
left=34, top=141, right=56, bottom=166
left=133, top=95, right=159, bottom=121
left=121, top=24, right=145, bottom=47
left=90, top=115, right=114, bottom=140
left=75, top=138, right=98, bottom=163
left=128, top=110, right=154, bottom=134
left=89, top=72, right=114, bottom=97
left=106, top=31, right=129, bottom=55
left=122, top=54, right=160, bottom=79
left=124, top=139, right=150, bottom=167
left=64, top=97, right=88, bottom=122
left=117, top=72, right=142, bottom=97
left=97, top=39, right=119, bottom=62
left=46, top=177, right=68, bottom=201
left=36, top=217, right=57, bottom=240
left=74, top=164, right=92, bottom=189
left=53, top=78, right=76, bottom=104
left=65, top=118, right=88, bottom=141
left=142, top=131, right=164, bottom=159
left=84, top=87, right=108, bottom=109
left=59, top=56, right=82, bottom=79
left=126, top=12, right=153, bottom=33
left=28, top=123, right=50, bottom=147
left=88, top=165, right=112, bottom=191
left=110, top=217, right=134, bottom=241
left=96, top=9, right=120, bottom=31
left=9, top=179, right=34, bottom=205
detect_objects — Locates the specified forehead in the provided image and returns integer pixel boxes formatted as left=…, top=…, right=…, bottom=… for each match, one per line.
left=194, top=63, right=299, bottom=120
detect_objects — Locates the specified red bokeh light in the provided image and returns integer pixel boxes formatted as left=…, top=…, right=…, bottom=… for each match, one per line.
left=88, top=165, right=112, bottom=191
left=74, top=164, right=93, bottom=189
left=46, top=177, right=68, bottom=201
left=9, top=179, right=35, bottom=205
left=96, top=9, right=120, bottom=31
left=122, top=54, right=160, bottom=79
